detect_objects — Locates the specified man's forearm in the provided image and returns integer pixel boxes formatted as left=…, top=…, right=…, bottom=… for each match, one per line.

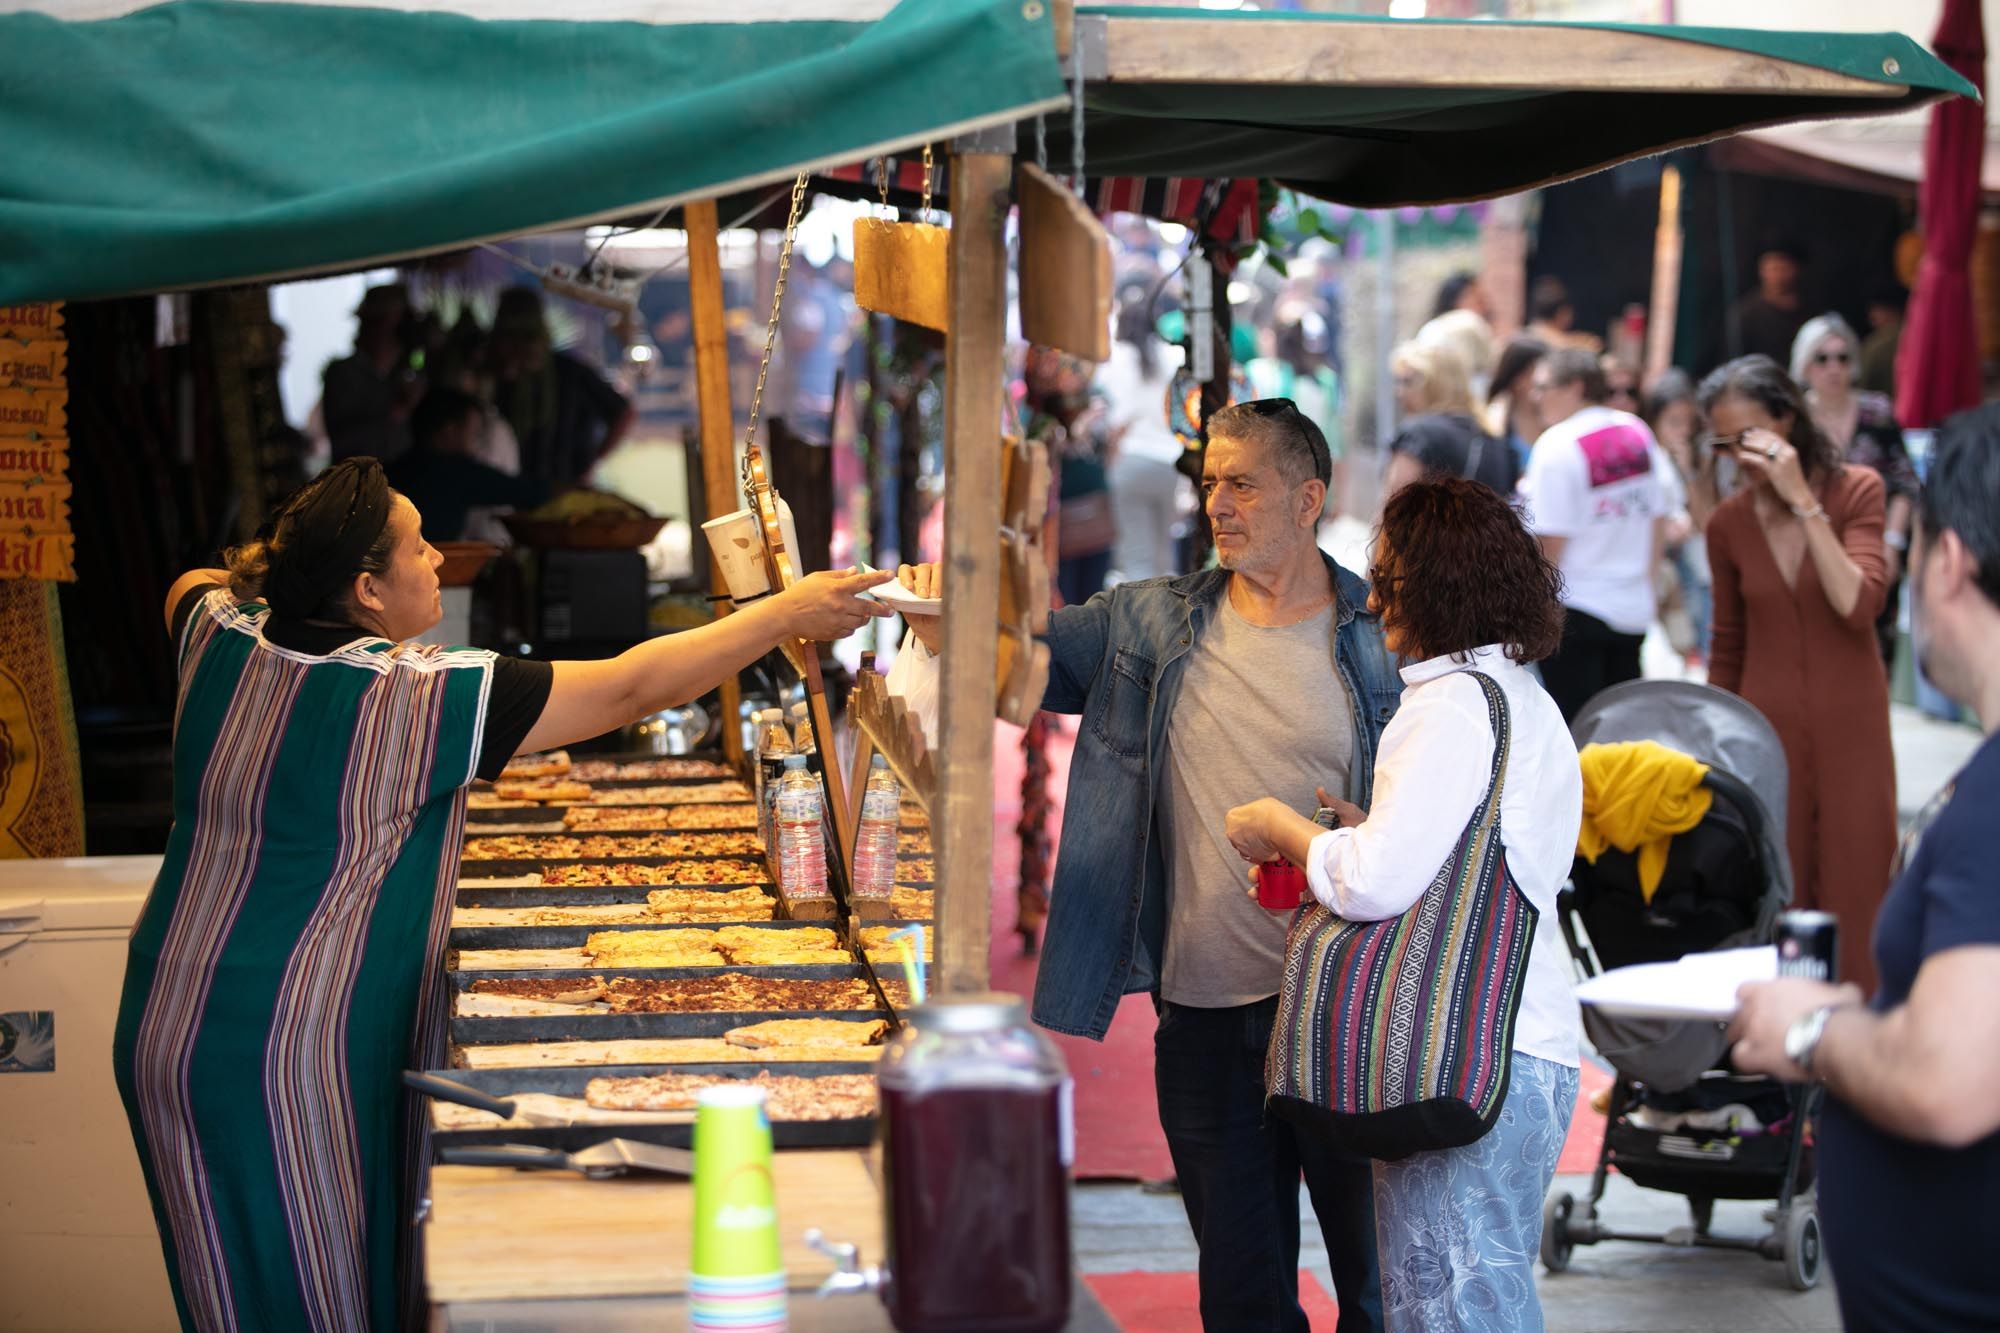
left=1815, top=1005, right=1965, bottom=1144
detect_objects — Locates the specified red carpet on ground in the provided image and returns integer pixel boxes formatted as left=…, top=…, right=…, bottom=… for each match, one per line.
left=1085, top=1270, right=1340, bottom=1331
left=987, top=721, right=1615, bottom=1185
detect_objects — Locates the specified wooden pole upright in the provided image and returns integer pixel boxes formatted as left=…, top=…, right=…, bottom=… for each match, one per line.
left=686, top=199, right=745, bottom=768
left=934, top=150, right=1012, bottom=995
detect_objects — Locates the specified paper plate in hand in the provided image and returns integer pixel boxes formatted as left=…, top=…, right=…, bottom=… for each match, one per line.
left=859, top=562, right=941, bottom=612
left=1574, top=945, right=1776, bottom=1022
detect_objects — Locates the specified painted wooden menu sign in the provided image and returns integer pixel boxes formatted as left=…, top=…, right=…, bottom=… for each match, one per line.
left=0, top=304, right=74, bottom=581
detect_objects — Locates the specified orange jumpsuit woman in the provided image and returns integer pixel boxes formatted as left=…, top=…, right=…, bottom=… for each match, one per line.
left=1700, top=356, right=1897, bottom=994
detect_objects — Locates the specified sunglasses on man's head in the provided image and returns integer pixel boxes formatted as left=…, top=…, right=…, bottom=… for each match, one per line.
left=1240, top=397, right=1331, bottom=486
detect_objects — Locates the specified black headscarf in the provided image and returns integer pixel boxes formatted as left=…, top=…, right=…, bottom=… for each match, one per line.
left=261, top=457, right=393, bottom=620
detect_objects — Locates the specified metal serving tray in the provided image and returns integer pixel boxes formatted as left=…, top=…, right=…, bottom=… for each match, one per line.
left=454, top=883, right=776, bottom=909
left=447, top=960, right=899, bottom=1045
left=466, top=801, right=758, bottom=827
left=448, top=919, right=849, bottom=952
left=417, top=1061, right=878, bottom=1151
left=453, top=1004, right=892, bottom=1046
left=456, top=855, right=770, bottom=877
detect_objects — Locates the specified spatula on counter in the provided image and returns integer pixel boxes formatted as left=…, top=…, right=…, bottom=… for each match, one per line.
left=437, top=1140, right=694, bottom=1179
left=404, top=1070, right=577, bottom=1127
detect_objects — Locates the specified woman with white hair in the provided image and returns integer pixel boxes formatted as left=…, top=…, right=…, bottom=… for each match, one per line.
left=1792, top=312, right=1918, bottom=667
left=1384, top=340, right=1515, bottom=500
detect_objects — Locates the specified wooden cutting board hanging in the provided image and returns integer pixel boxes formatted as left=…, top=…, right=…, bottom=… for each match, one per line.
left=1015, top=161, right=1112, bottom=363
left=853, top=148, right=950, bottom=332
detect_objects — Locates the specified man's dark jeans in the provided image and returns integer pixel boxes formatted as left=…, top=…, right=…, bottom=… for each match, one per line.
left=1154, top=996, right=1382, bottom=1332
left=1539, top=605, right=1645, bottom=723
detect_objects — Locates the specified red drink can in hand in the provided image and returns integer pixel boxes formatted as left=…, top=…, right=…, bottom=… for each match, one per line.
left=1256, top=860, right=1306, bottom=910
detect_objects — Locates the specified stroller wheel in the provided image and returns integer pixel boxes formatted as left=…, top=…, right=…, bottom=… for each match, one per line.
left=1541, top=1192, right=1576, bottom=1273
left=1781, top=1205, right=1823, bottom=1291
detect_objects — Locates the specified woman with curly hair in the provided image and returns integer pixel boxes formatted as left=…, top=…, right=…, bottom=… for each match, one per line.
left=1225, top=478, right=1581, bottom=1332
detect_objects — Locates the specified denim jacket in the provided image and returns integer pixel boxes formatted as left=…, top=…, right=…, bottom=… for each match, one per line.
left=1032, top=553, right=1402, bottom=1039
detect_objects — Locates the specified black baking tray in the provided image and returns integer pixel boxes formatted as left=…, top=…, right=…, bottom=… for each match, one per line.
left=454, top=883, right=779, bottom=909
left=452, top=1003, right=893, bottom=1045
left=465, top=802, right=759, bottom=827
left=447, top=962, right=910, bottom=1028
left=448, top=918, right=854, bottom=952
left=457, top=855, right=770, bottom=877
left=417, top=1061, right=878, bottom=1150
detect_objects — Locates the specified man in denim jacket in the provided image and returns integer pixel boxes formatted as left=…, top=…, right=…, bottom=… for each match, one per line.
left=898, top=400, right=1400, bottom=1331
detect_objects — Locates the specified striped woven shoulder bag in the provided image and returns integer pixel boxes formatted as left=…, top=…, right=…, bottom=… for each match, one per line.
left=1265, top=671, right=1537, bottom=1161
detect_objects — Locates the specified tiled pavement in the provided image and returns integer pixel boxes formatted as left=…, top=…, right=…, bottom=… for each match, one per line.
left=1073, top=1173, right=1843, bottom=1332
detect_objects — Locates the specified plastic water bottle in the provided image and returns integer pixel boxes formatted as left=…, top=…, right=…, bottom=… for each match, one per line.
left=756, top=711, right=793, bottom=853
left=851, top=753, right=901, bottom=902
left=775, top=753, right=829, bottom=900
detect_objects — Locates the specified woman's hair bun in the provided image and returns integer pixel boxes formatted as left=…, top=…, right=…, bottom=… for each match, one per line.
left=223, top=538, right=271, bottom=601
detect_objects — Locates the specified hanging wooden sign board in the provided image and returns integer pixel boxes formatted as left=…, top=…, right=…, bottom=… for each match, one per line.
left=1016, top=163, right=1112, bottom=363
left=852, top=219, right=950, bottom=332
left=0, top=304, right=62, bottom=342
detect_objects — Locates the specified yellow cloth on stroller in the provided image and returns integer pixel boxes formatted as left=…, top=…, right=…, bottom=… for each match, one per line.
left=1577, top=740, right=1711, bottom=903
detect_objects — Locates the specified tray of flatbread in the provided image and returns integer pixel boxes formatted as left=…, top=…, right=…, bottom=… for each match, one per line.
left=452, top=966, right=904, bottom=1012
left=448, top=920, right=855, bottom=960
left=456, top=881, right=775, bottom=909
left=852, top=921, right=937, bottom=967
left=451, top=981, right=897, bottom=1044
left=450, top=892, right=782, bottom=932
left=461, top=835, right=766, bottom=864
left=417, top=1062, right=879, bottom=1149
left=846, top=886, right=936, bottom=922
left=566, top=756, right=738, bottom=783
left=449, top=1015, right=891, bottom=1071
left=464, top=788, right=760, bottom=820
left=451, top=972, right=894, bottom=1037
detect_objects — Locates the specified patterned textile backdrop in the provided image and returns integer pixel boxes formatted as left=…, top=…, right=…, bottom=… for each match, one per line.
left=0, top=577, right=83, bottom=856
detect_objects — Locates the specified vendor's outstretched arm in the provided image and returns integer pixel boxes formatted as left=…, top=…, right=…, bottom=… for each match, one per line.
left=891, top=563, right=1105, bottom=728
left=518, top=568, right=892, bottom=754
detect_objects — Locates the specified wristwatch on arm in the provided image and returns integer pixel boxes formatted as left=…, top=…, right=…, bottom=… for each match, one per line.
left=1784, top=1004, right=1841, bottom=1077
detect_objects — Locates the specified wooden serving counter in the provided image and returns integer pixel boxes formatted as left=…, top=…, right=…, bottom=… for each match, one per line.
left=424, top=1149, right=1118, bottom=1331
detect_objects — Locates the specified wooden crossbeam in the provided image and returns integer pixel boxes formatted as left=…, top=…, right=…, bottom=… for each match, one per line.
left=1081, top=14, right=1903, bottom=98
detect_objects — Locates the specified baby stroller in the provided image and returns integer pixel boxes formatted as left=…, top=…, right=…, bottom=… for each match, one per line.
left=1539, top=679, right=1825, bottom=1291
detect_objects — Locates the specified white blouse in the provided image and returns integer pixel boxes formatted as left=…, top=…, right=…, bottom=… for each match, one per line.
left=1304, top=644, right=1583, bottom=1067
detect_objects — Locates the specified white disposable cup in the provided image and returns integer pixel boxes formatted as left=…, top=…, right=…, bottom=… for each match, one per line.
left=701, top=509, right=772, bottom=602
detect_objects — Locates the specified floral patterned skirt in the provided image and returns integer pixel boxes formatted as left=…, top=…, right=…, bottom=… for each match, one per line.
left=1373, top=1053, right=1579, bottom=1332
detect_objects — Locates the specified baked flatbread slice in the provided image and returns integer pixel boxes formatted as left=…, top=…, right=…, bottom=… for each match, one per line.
left=494, top=779, right=593, bottom=804
left=468, top=976, right=607, bottom=1005
left=500, top=750, right=572, bottom=780
left=725, top=1018, right=889, bottom=1050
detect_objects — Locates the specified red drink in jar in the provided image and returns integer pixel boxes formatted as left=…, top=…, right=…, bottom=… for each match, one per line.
left=877, top=994, right=1072, bottom=1331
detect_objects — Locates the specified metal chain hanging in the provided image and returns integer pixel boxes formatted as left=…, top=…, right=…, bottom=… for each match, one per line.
left=742, top=170, right=812, bottom=468
left=875, top=155, right=891, bottom=217
left=920, top=143, right=935, bottom=222
left=1069, top=24, right=1087, bottom=198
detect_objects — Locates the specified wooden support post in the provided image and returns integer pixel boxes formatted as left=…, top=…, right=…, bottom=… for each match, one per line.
left=935, top=148, right=1012, bottom=995
left=686, top=199, right=745, bottom=768
left=1645, top=165, right=1684, bottom=386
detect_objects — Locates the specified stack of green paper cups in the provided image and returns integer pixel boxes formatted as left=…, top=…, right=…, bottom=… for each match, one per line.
left=689, top=1083, right=787, bottom=1330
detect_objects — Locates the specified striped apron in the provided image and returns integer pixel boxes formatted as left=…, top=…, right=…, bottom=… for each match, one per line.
left=113, top=592, right=494, bottom=1332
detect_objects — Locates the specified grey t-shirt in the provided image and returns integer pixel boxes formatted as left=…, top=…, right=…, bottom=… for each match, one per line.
left=1160, top=593, right=1355, bottom=1007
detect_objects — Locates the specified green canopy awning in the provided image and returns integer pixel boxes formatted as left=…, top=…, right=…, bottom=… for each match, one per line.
left=1051, top=7, right=1975, bottom=206
left=0, top=0, right=1066, bottom=304
left=0, top=1, right=1974, bottom=304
